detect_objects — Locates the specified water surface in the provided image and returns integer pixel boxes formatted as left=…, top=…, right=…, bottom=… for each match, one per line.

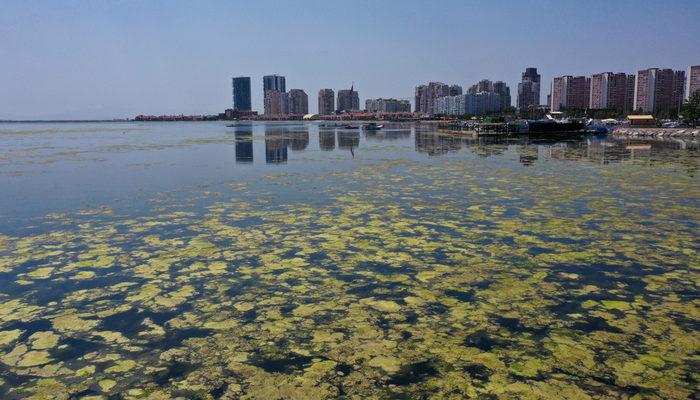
left=0, top=122, right=698, bottom=399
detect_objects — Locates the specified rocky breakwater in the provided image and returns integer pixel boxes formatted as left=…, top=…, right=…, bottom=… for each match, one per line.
left=613, top=127, right=700, bottom=138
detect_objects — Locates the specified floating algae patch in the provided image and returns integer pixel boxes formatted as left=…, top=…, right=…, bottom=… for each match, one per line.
left=0, top=130, right=698, bottom=398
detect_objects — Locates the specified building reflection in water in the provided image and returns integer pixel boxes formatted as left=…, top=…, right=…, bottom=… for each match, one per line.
left=466, top=137, right=509, bottom=158
left=234, top=123, right=253, bottom=163
left=364, top=129, right=411, bottom=141
left=288, top=127, right=309, bottom=151
left=414, top=131, right=463, bottom=156
left=337, top=131, right=360, bottom=151
left=517, top=145, right=539, bottom=166
left=265, top=126, right=289, bottom=164
left=319, top=129, right=335, bottom=151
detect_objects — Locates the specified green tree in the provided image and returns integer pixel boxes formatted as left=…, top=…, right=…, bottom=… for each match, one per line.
left=681, top=91, right=700, bottom=126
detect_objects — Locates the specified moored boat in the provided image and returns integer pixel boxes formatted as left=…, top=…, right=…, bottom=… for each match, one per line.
left=363, top=123, right=384, bottom=130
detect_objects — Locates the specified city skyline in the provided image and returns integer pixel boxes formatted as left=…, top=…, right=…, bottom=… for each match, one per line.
left=1, top=1, right=699, bottom=119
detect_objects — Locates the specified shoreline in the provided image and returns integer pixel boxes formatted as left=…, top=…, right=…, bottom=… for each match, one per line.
left=612, top=127, right=700, bottom=138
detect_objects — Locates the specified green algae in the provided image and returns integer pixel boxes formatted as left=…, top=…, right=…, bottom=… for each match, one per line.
left=0, top=329, right=23, bottom=347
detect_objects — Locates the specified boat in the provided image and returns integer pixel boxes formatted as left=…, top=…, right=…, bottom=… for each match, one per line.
left=525, top=114, right=585, bottom=134
left=318, top=123, right=345, bottom=128
left=363, top=123, right=384, bottom=130
left=343, top=125, right=360, bottom=130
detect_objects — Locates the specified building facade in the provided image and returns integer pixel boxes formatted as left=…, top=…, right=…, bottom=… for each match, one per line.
left=634, top=68, right=686, bottom=114
left=687, top=65, right=700, bottom=100
left=492, top=81, right=511, bottom=110
left=263, top=75, right=287, bottom=115
left=264, top=90, right=288, bottom=115
left=589, top=72, right=631, bottom=113
left=263, top=75, right=286, bottom=93
left=232, top=77, right=251, bottom=111
left=626, top=74, right=636, bottom=114
left=550, top=75, right=589, bottom=112
left=436, top=92, right=502, bottom=116
left=449, top=85, right=463, bottom=96
left=365, top=98, right=411, bottom=113
left=318, top=89, right=335, bottom=115
left=288, top=89, right=308, bottom=115
left=337, top=89, right=360, bottom=113
left=517, top=67, right=541, bottom=110
left=414, top=82, right=450, bottom=114
left=672, top=70, right=686, bottom=114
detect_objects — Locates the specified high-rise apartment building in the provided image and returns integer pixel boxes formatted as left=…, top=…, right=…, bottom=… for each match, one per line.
left=449, top=85, right=463, bottom=96
left=436, top=92, right=502, bottom=116
left=318, top=89, right=335, bottom=115
left=288, top=89, right=308, bottom=115
left=264, top=90, right=287, bottom=115
left=550, top=75, right=589, bottom=112
left=634, top=68, right=686, bottom=114
left=414, top=82, right=450, bottom=114
left=492, top=81, right=511, bottom=110
left=365, top=98, right=411, bottom=113
left=589, top=72, right=631, bottom=113
left=687, top=65, right=700, bottom=100
left=626, top=74, right=636, bottom=114
left=337, top=88, right=360, bottom=112
left=263, top=75, right=286, bottom=93
left=672, top=70, right=686, bottom=113
left=477, top=79, right=494, bottom=93
left=263, top=75, right=287, bottom=115
left=517, top=67, right=541, bottom=110
left=232, top=77, right=251, bottom=111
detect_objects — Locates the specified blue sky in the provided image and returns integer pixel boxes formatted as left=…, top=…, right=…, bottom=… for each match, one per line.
left=1, top=0, right=699, bottom=119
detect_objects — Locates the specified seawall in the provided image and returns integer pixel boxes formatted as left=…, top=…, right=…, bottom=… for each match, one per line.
left=612, top=127, right=700, bottom=138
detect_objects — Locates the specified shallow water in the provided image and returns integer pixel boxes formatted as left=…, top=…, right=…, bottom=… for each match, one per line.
left=0, top=121, right=698, bottom=399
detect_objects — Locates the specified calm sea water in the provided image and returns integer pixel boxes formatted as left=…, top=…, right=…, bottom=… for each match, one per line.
left=0, top=121, right=698, bottom=399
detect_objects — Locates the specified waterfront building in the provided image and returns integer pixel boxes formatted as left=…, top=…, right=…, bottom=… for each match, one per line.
left=634, top=69, right=655, bottom=113
left=589, top=72, right=631, bottom=113
left=550, top=75, right=589, bottom=112
left=467, top=80, right=511, bottom=110
left=626, top=74, right=636, bottom=114
left=492, top=81, right=511, bottom=110
left=365, top=98, right=411, bottom=113
left=477, top=79, right=493, bottom=93
left=687, top=65, right=700, bottom=100
left=449, top=85, right=463, bottom=96
left=337, top=87, right=360, bottom=113
left=264, top=90, right=285, bottom=115
left=436, top=92, right=502, bottom=116
left=232, top=77, right=252, bottom=111
left=414, top=85, right=427, bottom=112
left=517, top=67, right=541, bottom=110
left=263, top=75, right=286, bottom=93
left=263, top=75, right=287, bottom=115
left=634, top=68, right=686, bottom=114
left=414, top=82, right=450, bottom=114
left=318, top=89, right=335, bottom=115
left=288, top=89, right=309, bottom=115
left=672, top=70, right=686, bottom=113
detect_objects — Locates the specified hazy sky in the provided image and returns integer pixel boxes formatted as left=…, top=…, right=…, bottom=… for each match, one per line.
left=1, top=0, right=699, bottom=119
